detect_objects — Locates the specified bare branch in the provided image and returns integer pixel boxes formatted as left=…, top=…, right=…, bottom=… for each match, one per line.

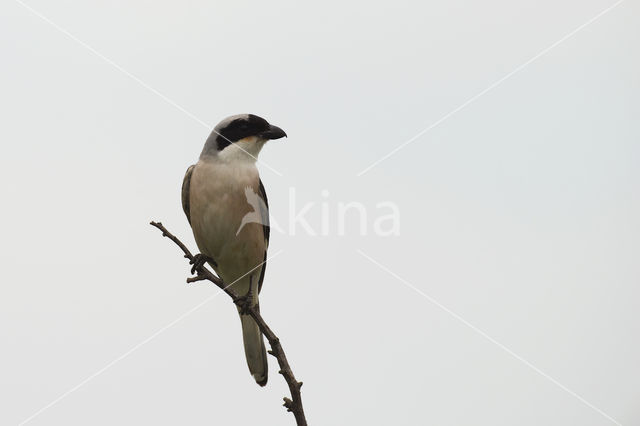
left=186, top=274, right=209, bottom=284
left=150, top=221, right=307, bottom=426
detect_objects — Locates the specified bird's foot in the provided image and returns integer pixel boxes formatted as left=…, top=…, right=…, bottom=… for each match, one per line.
left=189, top=253, right=217, bottom=275
left=236, top=285, right=254, bottom=315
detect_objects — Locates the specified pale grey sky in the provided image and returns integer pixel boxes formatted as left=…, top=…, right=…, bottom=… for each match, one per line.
left=1, top=0, right=639, bottom=425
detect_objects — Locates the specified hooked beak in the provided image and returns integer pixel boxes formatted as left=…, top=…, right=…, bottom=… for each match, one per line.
left=260, top=124, right=287, bottom=140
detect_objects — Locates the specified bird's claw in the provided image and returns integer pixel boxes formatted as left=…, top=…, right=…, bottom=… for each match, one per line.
left=236, top=285, right=254, bottom=315
left=236, top=296, right=251, bottom=315
left=189, top=253, right=216, bottom=275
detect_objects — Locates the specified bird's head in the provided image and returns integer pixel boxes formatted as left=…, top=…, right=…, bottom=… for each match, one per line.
left=201, top=114, right=287, bottom=161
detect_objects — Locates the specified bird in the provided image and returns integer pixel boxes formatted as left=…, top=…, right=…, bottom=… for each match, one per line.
left=181, top=114, right=287, bottom=386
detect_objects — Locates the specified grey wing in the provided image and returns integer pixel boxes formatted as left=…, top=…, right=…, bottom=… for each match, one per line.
left=181, top=165, right=195, bottom=224
left=257, top=178, right=269, bottom=293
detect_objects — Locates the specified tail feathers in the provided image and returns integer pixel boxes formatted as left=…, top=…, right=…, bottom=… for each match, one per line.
left=240, top=313, right=268, bottom=386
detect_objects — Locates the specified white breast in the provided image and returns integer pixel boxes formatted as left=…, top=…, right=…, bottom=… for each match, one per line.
left=188, top=157, right=267, bottom=283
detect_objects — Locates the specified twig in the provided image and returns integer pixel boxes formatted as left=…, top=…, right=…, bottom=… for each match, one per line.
left=150, top=221, right=307, bottom=426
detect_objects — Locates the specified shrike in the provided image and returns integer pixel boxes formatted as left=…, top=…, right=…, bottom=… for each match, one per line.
left=181, top=114, right=286, bottom=386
